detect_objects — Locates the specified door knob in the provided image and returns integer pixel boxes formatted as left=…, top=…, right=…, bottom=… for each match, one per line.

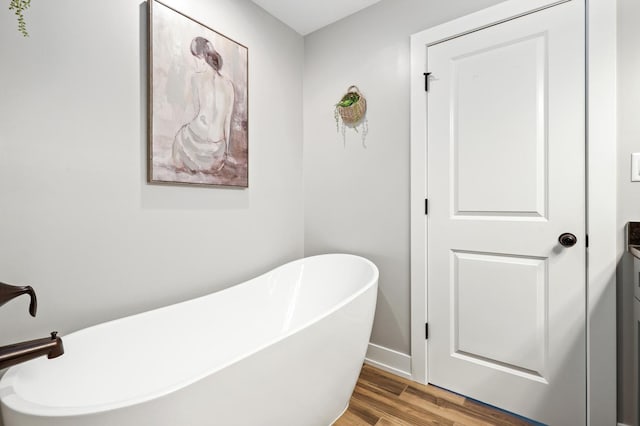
left=558, top=233, right=577, bottom=247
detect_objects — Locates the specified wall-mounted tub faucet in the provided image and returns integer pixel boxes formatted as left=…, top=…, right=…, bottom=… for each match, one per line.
left=0, top=332, right=64, bottom=370
left=0, top=281, right=37, bottom=316
left=0, top=281, right=64, bottom=369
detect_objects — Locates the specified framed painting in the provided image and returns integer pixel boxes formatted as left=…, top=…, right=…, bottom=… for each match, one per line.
left=148, top=0, right=248, bottom=187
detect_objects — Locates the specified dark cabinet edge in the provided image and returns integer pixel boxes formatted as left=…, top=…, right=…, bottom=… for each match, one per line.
left=628, top=222, right=640, bottom=259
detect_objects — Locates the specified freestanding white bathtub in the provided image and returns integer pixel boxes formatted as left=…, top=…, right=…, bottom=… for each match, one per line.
left=0, top=254, right=378, bottom=426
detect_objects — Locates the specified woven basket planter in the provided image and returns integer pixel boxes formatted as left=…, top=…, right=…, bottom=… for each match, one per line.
left=336, top=86, right=367, bottom=125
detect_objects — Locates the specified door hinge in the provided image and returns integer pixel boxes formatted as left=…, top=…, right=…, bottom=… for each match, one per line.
left=423, top=72, right=431, bottom=92
left=425, top=323, right=429, bottom=340
left=586, top=234, right=589, bottom=248
left=425, top=199, right=428, bottom=215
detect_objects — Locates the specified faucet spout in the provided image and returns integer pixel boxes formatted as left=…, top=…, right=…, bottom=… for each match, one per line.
left=0, top=281, right=37, bottom=317
left=0, top=332, right=64, bottom=370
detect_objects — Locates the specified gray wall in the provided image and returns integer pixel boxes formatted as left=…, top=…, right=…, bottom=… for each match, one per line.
left=0, top=0, right=304, bottom=346
left=617, top=0, right=639, bottom=423
left=303, top=0, right=504, bottom=355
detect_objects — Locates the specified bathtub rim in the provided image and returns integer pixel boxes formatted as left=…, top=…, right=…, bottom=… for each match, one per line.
left=0, top=253, right=378, bottom=418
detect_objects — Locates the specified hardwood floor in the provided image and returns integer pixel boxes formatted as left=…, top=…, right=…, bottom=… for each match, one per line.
left=334, top=364, right=532, bottom=426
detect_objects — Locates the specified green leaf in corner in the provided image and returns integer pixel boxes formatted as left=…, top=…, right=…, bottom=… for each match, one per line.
left=9, top=0, right=31, bottom=37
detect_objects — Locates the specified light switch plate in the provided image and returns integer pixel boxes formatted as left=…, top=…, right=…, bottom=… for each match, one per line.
left=633, top=153, right=640, bottom=182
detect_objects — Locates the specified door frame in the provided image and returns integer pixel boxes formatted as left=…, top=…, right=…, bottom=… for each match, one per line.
left=409, top=0, right=617, bottom=424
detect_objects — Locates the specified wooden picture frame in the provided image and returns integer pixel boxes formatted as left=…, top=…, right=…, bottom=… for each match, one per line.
left=148, top=0, right=248, bottom=187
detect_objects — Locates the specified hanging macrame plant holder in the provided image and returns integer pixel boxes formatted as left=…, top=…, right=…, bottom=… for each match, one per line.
left=334, top=85, right=369, bottom=147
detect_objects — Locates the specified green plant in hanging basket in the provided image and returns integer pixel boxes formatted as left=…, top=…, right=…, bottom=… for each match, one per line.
left=9, top=0, right=31, bottom=37
left=337, top=92, right=360, bottom=108
left=334, top=85, right=369, bottom=147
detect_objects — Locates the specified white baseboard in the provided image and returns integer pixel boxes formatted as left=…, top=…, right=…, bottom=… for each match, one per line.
left=618, top=423, right=631, bottom=426
left=364, top=342, right=412, bottom=379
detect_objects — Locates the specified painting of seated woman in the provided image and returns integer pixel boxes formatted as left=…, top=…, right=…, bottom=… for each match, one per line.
left=149, top=0, right=248, bottom=187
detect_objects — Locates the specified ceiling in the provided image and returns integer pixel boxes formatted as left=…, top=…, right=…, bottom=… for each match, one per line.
left=250, top=0, right=383, bottom=35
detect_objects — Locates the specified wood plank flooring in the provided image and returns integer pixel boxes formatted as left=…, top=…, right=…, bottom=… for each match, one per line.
left=334, top=364, right=532, bottom=426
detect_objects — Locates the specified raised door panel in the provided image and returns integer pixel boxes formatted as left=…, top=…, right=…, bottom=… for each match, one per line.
left=453, top=35, right=547, bottom=218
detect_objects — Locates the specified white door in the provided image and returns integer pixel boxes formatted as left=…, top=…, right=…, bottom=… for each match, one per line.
left=426, top=1, right=585, bottom=425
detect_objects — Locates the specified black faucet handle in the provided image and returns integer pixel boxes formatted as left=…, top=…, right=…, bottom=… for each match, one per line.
left=0, top=282, right=38, bottom=317
left=26, top=286, right=37, bottom=317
